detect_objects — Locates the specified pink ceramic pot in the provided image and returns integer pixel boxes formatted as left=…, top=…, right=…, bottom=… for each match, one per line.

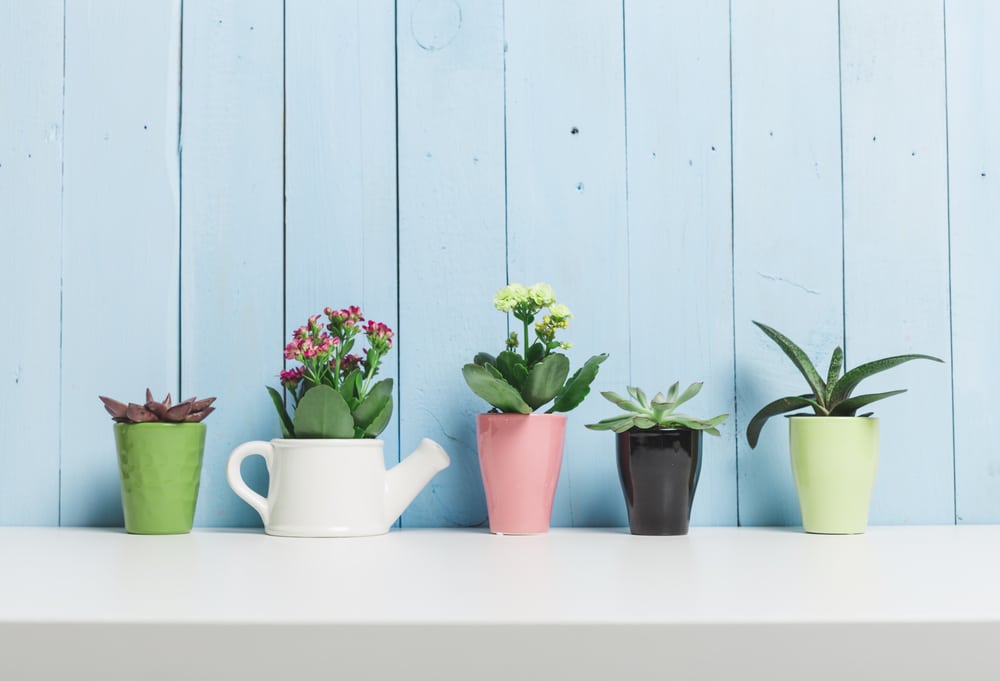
left=476, top=413, right=567, bottom=534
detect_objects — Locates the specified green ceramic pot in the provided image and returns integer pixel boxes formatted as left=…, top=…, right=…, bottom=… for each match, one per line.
left=114, top=422, right=206, bottom=534
left=789, top=416, right=879, bottom=535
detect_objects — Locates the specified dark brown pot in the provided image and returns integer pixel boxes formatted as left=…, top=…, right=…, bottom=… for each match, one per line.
left=616, top=428, right=702, bottom=535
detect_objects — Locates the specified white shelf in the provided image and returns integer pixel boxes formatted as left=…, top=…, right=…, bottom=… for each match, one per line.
left=1, top=526, right=998, bottom=680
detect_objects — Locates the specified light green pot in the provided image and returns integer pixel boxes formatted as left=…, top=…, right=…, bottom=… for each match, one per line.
left=114, top=422, right=206, bottom=534
left=789, top=416, right=879, bottom=535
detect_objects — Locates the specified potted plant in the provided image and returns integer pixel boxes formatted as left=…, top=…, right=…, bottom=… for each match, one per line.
left=226, top=306, right=449, bottom=537
left=99, top=389, right=216, bottom=534
left=462, top=283, right=607, bottom=534
left=587, top=383, right=728, bottom=535
left=746, top=321, right=943, bottom=534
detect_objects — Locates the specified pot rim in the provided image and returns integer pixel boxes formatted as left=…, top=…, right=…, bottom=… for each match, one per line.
left=476, top=412, right=567, bottom=420
left=269, top=437, right=383, bottom=446
left=786, top=415, right=880, bottom=421
left=113, top=421, right=207, bottom=429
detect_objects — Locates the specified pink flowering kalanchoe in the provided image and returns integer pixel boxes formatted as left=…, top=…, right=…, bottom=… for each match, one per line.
left=268, top=306, right=395, bottom=439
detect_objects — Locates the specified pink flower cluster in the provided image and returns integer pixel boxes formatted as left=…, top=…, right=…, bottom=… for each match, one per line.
left=364, top=320, right=394, bottom=348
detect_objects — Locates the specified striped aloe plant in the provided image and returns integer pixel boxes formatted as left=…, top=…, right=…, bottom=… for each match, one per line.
left=746, top=321, right=943, bottom=449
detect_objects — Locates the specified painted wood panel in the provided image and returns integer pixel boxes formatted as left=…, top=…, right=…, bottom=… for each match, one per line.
left=60, top=0, right=182, bottom=525
left=732, top=0, right=844, bottom=526
left=947, top=0, right=1000, bottom=523
left=397, top=0, right=507, bottom=527
left=840, top=0, right=953, bottom=524
left=624, top=0, right=736, bottom=526
left=181, top=0, right=284, bottom=527
left=0, top=0, right=63, bottom=524
left=285, top=0, right=399, bottom=476
left=504, top=0, right=629, bottom=526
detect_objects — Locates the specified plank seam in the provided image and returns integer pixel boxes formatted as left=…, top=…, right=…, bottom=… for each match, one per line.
left=394, top=0, right=403, bottom=527
left=836, top=0, right=847, bottom=365
left=621, top=0, right=631, bottom=388
left=178, top=0, right=185, bottom=400
left=728, top=0, right=739, bottom=527
left=942, top=0, right=958, bottom=525
left=58, top=0, right=68, bottom=526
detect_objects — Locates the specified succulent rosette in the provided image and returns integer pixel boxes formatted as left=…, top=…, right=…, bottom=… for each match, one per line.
left=463, top=282, right=607, bottom=414
left=268, top=306, right=395, bottom=439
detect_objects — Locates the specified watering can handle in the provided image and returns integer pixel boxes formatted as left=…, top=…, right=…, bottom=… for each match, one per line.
left=226, top=441, right=273, bottom=526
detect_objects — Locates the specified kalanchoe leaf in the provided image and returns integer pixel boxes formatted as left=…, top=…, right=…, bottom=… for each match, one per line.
left=351, top=378, right=394, bottom=430
left=746, top=394, right=819, bottom=449
left=462, top=363, right=532, bottom=414
left=548, top=353, right=608, bottom=414
left=362, top=396, right=394, bottom=438
left=473, top=352, right=496, bottom=368
left=496, top=351, right=528, bottom=390
left=752, top=321, right=828, bottom=407
left=522, top=353, right=570, bottom=410
left=293, top=385, right=355, bottom=438
left=829, top=354, right=943, bottom=407
left=266, top=386, right=294, bottom=438
left=525, top=342, right=545, bottom=367
left=829, top=389, right=907, bottom=417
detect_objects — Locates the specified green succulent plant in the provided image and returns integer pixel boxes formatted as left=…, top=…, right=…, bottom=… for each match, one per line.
left=586, top=383, right=728, bottom=435
left=746, top=321, right=944, bottom=449
left=462, top=282, right=607, bottom=414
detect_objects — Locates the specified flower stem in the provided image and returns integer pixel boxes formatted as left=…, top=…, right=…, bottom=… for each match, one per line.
left=523, top=318, right=530, bottom=359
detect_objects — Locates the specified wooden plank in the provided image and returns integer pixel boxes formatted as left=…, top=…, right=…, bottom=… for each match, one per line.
left=397, top=0, right=507, bottom=527
left=181, top=0, right=284, bottom=527
left=60, top=0, right=182, bottom=525
left=624, top=0, right=736, bottom=526
left=504, top=0, right=629, bottom=526
left=0, top=0, right=63, bottom=524
left=840, top=0, right=953, bottom=524
left=947, top=0, right=1000, bottom=523
left=732, top=0, right=844, bottom=526
left=285, top=0, right=398, bottom=475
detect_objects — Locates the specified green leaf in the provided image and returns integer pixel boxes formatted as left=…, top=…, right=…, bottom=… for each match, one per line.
left=585, top=415, right=636, bottom=432
left=293, top=385, right=355, bottom=438
left=462, top=363, right=532, bottom=414
left=496, top=351, right=529, bottom=390
left=664, top=415, right=717, bottom=431
left=830, top=389, right=907, bottom=416
left=746, top=394, right=821, bottom=449
left=627, top=385, right=649, bottom=409
left=600, top=391, right=645, bottom=413
left=340, top=369, right=362, bottom=404
left=633, top=416, right=656, bottom=429
left=485, top=363, right=503, bottom=380
left=752, top=321, right=827, bottom=406
left=825, top=347, right=844, bottom=404
left=266, top=386, right=294, bottom=438
left=665, top=382, right=680, bottom=404
left=526, top=342, right=545, bottom=367
left=674, top=381, right=703, bottom=408
left=829, top=354, right=943, bottom=406
left=362, top=395, right=394, bottom=437
left=704, top=427, right=722, bottom=437
left=473, top=352, right=496, bottom=367
left=522, top=353, right=571, bottom=410
left=352, top=378, right=394, bottom=429
left=548, top=353, right=608, bottom=413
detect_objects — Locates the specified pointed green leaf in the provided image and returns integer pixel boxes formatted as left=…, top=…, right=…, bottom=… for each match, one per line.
left=266, top=386, right=294, bottom=438
left=526, top=342, right=545, bottom=366
left=829, top=354, right=943, bottom=406
left=496, top=351, right=529, bottom=390
left=462, top=363, right=532, bottom=414
left=351, top=378, right=394, bottom=429
left=674, top=381, right=703, bottom=408
left=293, top=385, right=355, bottom=438
left=633, top=416, right=657, bottom=429
left=548, top=353, right=608, bottom=413
left=650, top=392, right=668, bottom=405
left=585, top=415, right=636, bottom=432
left=665, top=382, right=680, bottom=403
left=825, top=347, right=844, bottom=404
left=704, top=427, right=722, bottom=437
left=627, top=384, right=649, bottom=409
left=340, top=369, right=362, bottom=404
left=522, top=353, right=571, bottom=409
left=830, top=389, right=907, bottom=416
left=752, top=321, right=827, bottom=405
left=746, top=394, right=821, bottom=449
left=599, top=391, right=645, bottom=413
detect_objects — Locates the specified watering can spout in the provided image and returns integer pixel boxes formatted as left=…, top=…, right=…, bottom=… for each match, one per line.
left=384, top=438, right=450, bottom=525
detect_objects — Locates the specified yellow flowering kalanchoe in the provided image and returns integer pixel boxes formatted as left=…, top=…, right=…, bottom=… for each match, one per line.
left=464, top=282, right=607, bottom=414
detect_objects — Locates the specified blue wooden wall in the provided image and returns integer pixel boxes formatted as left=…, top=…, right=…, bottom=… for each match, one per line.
left=2, top=0, right=997, bottom=528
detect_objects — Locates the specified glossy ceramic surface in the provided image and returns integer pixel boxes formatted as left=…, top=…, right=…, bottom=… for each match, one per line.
left=476, top=413, right=566, bottom=534
left=616, top=428, right=702, bottom=535
left=226, top=438, right=449, bottom=537
left=789, top=416, right=879, bottom=534
left=115, top=422, right=206, bottom=534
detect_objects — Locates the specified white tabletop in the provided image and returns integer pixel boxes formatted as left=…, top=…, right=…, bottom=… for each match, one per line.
left=2, top=526, right=998, bottom=680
